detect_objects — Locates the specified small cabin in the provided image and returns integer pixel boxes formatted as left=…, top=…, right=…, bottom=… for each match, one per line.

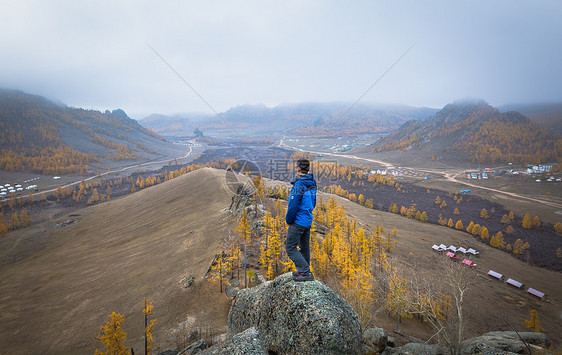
left=506, top=278, right=524, bottom=290
left=448, top=245, right=457, bottom=252
left=462, top=259, right=476, bottom=267
left=527, top=288, right=546, bottom=301
left=446, top=251, right=459, bottom=260
left=487, top=270, right=504, bottom=281
left=457, top=247, right=467, bottom=254
left=432, top=245, right=444, bottom=252
left=467, top=248, right=480, bottom=256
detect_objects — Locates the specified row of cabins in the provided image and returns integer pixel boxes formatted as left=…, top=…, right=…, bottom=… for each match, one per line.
left=487, top=270, right=546, bottom=301
left=432, top=244, right=478, bottom=267
left=432, top=244, right=480, bottom=256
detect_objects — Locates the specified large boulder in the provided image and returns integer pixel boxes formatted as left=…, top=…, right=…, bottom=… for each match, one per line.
left=227, top=272, right=362, bottom=354
left=381, top=342, right=445, bottom=355
left=462, top=331, right=551, bottom=354
left=363, top=327, right=388, bottom=354
left=202, top=327, right=266, bottom=355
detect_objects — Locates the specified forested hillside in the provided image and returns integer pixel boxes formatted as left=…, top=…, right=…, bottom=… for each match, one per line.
left=0, top=89, right=164, bottom=174
left=373, top=100, right=562, bottom=165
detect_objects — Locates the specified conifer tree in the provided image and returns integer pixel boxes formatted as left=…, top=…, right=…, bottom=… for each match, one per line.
left=8, top=212, right=20, bottom=230
left=490, top=231, right=505, bottom=249
left=524, top=310, right=542, bottom=332
left=94, top=312, right=129, bottom=355
left=555, top=222, right=562, bottom=234
left=480, top=227, right=489, bottom=239
left=455, top=220, right=463, bottom=230
left=508, top=211, right=515, bottom=220
left=480, top=208, right=489, bottom=219
left=532, top=216, right=540, bottom=227
left=500, top=214, right=510, bottom=224
left=522, top=214, right=532, bottom=229
left=420, top=211, right=428, bottom=222
left=453, top=208, right=460, bottom=215
left=466, top=221, right=475, bottom=234
left=358, top=194, right=365, bottom=206
left=20, top=210, right=30, bottom=227
left=0, top=213, right=7, bottom=237
left=143, top=298, right=157, bottom=355
left=471, top=224, right=481, bottom=236
left=447, top=218, right=454, bottom=228
left=237, top=209, right=251, bottom=245
left=506, top=225, right=515, bottom=234
left=513, top=239, right=530, bottom=255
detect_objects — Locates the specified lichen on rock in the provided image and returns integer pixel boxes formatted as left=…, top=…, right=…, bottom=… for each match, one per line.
left=227, top=272, right=362, bottom=355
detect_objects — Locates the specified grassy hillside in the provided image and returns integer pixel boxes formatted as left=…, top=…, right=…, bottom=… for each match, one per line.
left=373, top=100, right=562, bottom=166
left=1, top=167, right=559, bottom=353
left=324, top=191, right=562, bottom=346
left=0, top=89, right=170, bottom=174
left=0, top=168, right=235, bottom=354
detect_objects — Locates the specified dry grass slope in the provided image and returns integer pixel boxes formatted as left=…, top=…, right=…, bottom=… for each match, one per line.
left=322, top=192, right=562, bottom=346
left=0, top=168, right=236, bottom=354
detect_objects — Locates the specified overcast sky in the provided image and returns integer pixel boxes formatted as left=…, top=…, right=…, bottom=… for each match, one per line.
left=1, top=1, right=561, bottom=119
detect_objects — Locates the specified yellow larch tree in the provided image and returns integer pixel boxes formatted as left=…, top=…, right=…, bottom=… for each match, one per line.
left=522, top=213, right=532, bottom=229
left=455, top=220, right=463, bottom=230
left=490, top=231, right=506, bottom=249
left=532, top=216, right=540, bottom=227
left=480, top=208, right=489, bottom=219
left=94, top=312, right=129, bottom=355
left=237, top=209, right=252, bottom=246
left=480, top=227, right=489, bottom=240
left=20, top=210, right=30, bottom=227
left=513, top=239, right=530, bottom=255
left=524, top=310, right=542, bottom=332
left=143, top=298, right=157, bottom=355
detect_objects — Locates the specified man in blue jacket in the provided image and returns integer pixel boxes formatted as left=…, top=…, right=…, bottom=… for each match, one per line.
left=286, top=159, right=317, bottom=282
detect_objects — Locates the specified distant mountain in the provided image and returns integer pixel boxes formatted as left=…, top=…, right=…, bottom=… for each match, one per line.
left=374, top=100, right=562, bottom=165
left=139, top=112, right=211, bottom=137
left=500, top=103, right=562, bottom=134
left=0, top=89, right=169, bottom=174
left=139, top=102, right=438, bottom=137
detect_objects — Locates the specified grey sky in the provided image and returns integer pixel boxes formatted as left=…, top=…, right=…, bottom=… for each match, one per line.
left=1, top=0, right=561, bottom=119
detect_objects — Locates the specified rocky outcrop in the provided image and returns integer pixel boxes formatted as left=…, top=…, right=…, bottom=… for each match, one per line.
left=363, top=327, right=388, bottom=354
left=227, top=272, right=362, bottom=354
left=381, top=342, right=445, bottom=355
left=462, top=331, right=551, bottom=354
left=203, top=328, right=266, bottom=355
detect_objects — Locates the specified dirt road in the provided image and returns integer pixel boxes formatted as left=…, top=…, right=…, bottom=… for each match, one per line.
left=279, top=138, right=562, bottom=210
left=34, top=145, right=193, bottom=197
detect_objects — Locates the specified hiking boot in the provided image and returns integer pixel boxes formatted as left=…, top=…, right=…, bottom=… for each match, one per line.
left=292, top=271, right=301, bottom=277
left=293, top=272, right=314, bottom=282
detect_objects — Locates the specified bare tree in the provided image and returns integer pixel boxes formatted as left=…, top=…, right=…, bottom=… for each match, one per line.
left=381, top=257, right=475, bottom=355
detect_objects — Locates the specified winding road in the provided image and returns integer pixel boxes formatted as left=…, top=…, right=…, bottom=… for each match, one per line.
left=34, top=145, right=193, bottom=197
left=279, top=137, right=562, bottom=210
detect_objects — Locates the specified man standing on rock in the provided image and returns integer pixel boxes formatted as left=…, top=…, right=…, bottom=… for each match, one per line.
left=286, top=159, right=317, bottom=282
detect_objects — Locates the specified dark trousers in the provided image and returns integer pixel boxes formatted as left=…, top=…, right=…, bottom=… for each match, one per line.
left=286, top=223, right=311, bottom=275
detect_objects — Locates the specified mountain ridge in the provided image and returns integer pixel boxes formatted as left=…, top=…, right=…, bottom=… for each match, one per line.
left=0, top=89, right=179, bottom=174
left=138, top=102, right=438, bottom=137
left=373, top=100, right=562, bottom=165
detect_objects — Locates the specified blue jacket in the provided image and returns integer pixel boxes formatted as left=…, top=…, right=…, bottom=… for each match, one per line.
left=285, top=173, right=317, bottom=227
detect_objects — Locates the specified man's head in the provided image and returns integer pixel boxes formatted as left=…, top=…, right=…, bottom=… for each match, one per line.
left=296, top=159, right=310, bottom=175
